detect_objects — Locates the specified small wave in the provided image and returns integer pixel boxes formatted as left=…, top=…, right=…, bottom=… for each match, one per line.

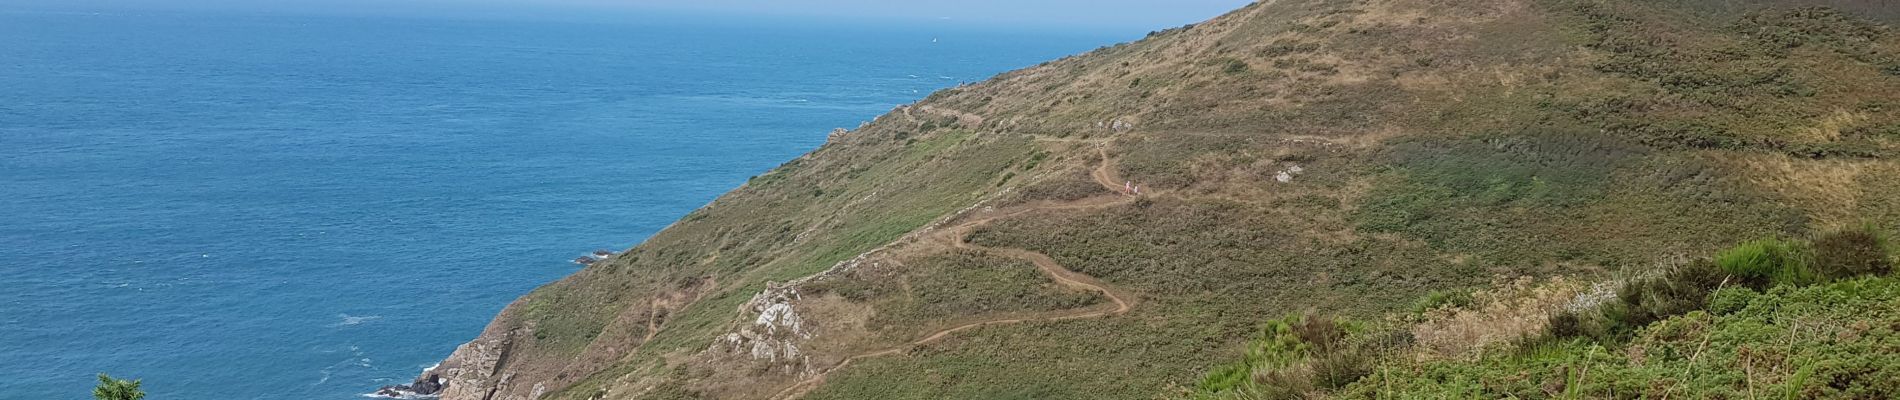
left=574, top=249, right=621, bottom=265
left=332, top=314, right=382, bottom=327
left=315, top=344, right=369, bottom=386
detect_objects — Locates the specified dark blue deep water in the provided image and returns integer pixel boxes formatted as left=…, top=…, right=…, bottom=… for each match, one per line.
left=0, top=9, right=1117, bottom=399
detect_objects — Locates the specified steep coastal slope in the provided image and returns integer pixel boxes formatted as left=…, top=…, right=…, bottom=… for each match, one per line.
left=405, top=0, right=1900, bottom=398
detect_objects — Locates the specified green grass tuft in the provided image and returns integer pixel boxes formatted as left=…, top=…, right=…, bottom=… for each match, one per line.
left=1715, top=238, right=1814, bottom=287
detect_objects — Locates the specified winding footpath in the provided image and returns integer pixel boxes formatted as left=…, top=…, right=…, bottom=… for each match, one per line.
left=767, top=147, right=1139, bottom=400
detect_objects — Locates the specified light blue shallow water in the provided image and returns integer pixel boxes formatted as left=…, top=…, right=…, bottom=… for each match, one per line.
left=0, top=10, right=1118, bottom=398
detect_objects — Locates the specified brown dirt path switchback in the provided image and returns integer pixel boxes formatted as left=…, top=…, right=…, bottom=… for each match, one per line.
left=767, top=148, right=1138, bottom=400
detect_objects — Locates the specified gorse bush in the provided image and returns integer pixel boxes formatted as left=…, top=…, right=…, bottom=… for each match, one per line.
left=1545, top=309, right=1587, bottom=339
left=1407, top=289, right=1473, bottom=316
left=1207, top=317, right=1313, bottom=394
left=1191, top=315, right=1379, bottom=400
left=1617, top=260, right=1727, bottom=332
left=1705, top=285, right=1759, bottom=315
left=1194, top=317, right=1308, bottom=395
left=1547, top=259, right=1728, bottom=342
left=1306, top=347, right=1374, bottom=390
left=1289, top=314, right=1347, bottom=352
left=1810, top=225, right=1893, bottom=280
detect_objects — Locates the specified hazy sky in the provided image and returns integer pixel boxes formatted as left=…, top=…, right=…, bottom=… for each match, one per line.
left=15, top=0, right=1255, bottom=30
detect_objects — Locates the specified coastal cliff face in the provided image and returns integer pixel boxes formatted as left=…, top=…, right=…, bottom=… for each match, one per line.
left=412, top=0, right=1900, bottom=398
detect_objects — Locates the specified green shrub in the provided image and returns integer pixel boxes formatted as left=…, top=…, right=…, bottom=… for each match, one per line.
left=1559, top=259, right=1733, bottom=341
left=1251, top=365, right=1318, bottom=399
left=1195, top=364, right=1250, bottom=394
left=1190, top=315, right=1381, bottom=399
left=1258, top=40, right=1321, bottom=57
left=1308, top=347, right=1374, bottom=390
left=1547, top=310, right=1585, bottom=339
left=1565, top=244, right=1826, bottom=343
left=1706, top=286, right=1758, bottom=315
left=1349, top=276, right=1900, bottom=398
left=1548, top=304, right=1630, bottom=342
left=1715, top=238, right=1814, bottom=287
left=1193, top=317, right=1310, bottom=396
left=1618, top=260, right=1725, bottom=327
left=93, top=374, right=144, bottom=400
left=1408, top=290, right=1474, bottom=315
left=1218, top=58, right=1250, bottom=75
left=1290, top=314, right=1348, bottom=352
left=1810, top=226, right=1893, bottom=280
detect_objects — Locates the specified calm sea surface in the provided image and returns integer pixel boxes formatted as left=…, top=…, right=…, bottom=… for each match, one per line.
left=0, top=9, right=1119, bottom=398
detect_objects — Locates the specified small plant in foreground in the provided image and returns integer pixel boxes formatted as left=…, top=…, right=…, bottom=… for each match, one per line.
left=93, top=374, right=144, bottom=400
left=1191, top=315, right=1382, bottom=399
left=1715, top=238, right=1812, bottom=287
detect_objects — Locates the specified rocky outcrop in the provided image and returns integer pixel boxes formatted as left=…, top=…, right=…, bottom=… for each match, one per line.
left=704, top=282, right=817, bottom=376
left=399, top=313, right=521, bottom=400
left=430, top=330, right=516, bottom=400
left=373, top=373, right=446, bottom=398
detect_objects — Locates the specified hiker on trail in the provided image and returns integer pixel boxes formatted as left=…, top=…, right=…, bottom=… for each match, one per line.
left=1125, top=181, right=1133, bottom=193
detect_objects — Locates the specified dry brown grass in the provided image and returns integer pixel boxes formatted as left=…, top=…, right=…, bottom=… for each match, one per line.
left=1409, top=276, right=1590, bottom=361
left=1726, top=152, right=1872, bottom=229
left=1798, top=109, right=1874, bottom=142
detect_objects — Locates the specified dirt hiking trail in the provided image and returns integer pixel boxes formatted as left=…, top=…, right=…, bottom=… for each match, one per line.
left=768, top=147, right=1139, bottom=400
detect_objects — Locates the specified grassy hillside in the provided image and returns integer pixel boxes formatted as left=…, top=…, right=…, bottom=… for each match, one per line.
left=1366, top=275, right=1900, bottom=399
left=1188, top=226, right=1897, bottom=399
left=415, top=1, right=1900, bottom=399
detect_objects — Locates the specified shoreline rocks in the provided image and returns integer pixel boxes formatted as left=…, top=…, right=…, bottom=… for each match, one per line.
left=572, top=249, right=619, bottom=266
left=371, top=373, right=445, bottom=398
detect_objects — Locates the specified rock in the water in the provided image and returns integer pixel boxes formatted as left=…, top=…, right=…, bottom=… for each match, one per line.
left=413, top=374, right=445, bottom=394
left=371, top=374, right=446, bottom=398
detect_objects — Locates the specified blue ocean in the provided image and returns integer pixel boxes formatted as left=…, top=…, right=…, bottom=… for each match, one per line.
left=0, top=9, right=1118, bottom=398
